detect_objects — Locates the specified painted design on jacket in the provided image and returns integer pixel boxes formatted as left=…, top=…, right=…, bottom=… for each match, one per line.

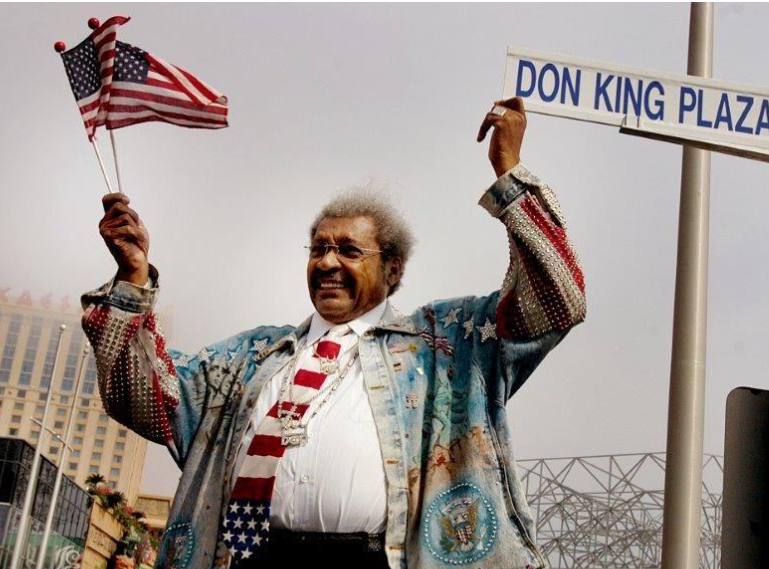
left=440, top=307, right=462, bottom=328
left=426, top=427, right=496, bottom=476
left=476, top=318, right=497, bottom=343
left=419, top=328, right=455, bottom=356
left=424, top=483, right=497, bottom=564
left=423, top=369, right=470, bottom=448
left=159, top=522, right=195, bottom=569
left=420, top=307, right=455, bottom=356
left=249, top=338, right=270, bottom=361
left=408, top=427, right=497, bottom=515
left=462, top=319, right=474, bottom=339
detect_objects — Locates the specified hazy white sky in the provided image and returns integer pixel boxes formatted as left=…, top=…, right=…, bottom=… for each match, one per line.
left=2, top=3, right=768, bottom=497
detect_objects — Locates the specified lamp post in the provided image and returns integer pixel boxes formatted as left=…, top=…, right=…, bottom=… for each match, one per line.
left=9, top=325, right=67, bottom=569
left=34, top=346, right=90, bottom=569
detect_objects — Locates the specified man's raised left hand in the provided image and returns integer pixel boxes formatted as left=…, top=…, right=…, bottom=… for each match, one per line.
left=477, top=97, right=526, bottom=178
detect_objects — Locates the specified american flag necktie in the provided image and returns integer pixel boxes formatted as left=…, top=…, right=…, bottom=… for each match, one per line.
left=221, top=325, right=349, bottom=563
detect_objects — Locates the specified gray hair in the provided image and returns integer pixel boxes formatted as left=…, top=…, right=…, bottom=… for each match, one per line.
left=309, top=182, right=415, bottom=295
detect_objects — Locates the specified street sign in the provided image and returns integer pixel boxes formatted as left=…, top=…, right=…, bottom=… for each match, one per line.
left=503, top=46, right=769, bottom=161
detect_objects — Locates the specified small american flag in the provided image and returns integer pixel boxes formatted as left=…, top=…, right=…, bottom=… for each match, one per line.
left=60, top=16, right=228, bottom=140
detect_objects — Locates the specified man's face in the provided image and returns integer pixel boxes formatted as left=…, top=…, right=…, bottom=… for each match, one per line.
left=307, top=216, right=400, bottom=324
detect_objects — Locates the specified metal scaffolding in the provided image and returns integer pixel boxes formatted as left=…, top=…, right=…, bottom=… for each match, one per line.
left=518, top=453, right=722, bottom=569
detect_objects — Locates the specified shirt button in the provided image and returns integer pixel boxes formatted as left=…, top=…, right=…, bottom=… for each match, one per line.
left=300, top=474, right=310, bottom=484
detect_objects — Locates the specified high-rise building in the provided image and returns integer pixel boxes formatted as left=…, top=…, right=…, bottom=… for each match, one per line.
left=0, top=437, right=91, bottom=568
left=0, top=288, right=170, bottom=503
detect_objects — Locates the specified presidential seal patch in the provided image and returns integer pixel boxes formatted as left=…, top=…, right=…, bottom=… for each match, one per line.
left=159, top=521, right=195, bottom=569
left=424, top=482, right=497, bottom=564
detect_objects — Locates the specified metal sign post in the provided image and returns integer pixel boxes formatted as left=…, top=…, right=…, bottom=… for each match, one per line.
left=660, top=5, right=714, bottom=569
left=502, top=4, right=725, bottom=568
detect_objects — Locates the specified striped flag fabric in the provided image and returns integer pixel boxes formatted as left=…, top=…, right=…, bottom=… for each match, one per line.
left=59, top=16, right=228, bottom=140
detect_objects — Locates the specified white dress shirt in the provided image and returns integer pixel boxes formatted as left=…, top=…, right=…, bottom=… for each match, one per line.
left=232, top=300, right=389, bottom=533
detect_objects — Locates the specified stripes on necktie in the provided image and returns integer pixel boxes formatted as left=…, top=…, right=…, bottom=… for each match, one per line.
left=222, top=331, right=345, bottom=561
left=316, top=339, right=341, bottom=359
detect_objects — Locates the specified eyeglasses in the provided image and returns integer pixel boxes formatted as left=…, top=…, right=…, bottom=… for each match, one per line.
left=304, top=243, right=384, bottom=262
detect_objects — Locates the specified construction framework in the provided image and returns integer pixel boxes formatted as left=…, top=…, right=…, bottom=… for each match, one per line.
left=518, top=453, right=723, bottom=569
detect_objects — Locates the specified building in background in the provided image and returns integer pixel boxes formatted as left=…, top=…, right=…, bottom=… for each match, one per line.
left=0, top=288, right=172, bottom=504
left=0, top=437, right=90, bottom=568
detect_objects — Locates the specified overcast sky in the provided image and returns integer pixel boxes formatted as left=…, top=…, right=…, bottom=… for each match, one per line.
left=2, top=3, right=768, bottom=498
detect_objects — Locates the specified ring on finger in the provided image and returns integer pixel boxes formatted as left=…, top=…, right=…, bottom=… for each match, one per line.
left=491, top=105, right=507, bottom=117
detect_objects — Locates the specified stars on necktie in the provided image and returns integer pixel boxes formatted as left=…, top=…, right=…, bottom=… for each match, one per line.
left=477, top=319, right=497, bottom=343
left=221, top=500, right=271, bottom=560
left=173, top=354, right=190, bottom=368
left=441, top=307, right=462, bottom=328
left=198, top=348, right=213, bottom=363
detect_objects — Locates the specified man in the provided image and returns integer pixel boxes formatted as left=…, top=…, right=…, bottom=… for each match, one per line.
left=82, top=97, right=585, bottom=569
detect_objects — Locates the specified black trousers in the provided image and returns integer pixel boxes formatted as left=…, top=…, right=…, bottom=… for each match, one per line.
left=237, top=530, right=390, bottom=569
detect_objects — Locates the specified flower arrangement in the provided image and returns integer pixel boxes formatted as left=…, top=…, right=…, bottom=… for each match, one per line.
left=84, top=474, right=159, bottom=550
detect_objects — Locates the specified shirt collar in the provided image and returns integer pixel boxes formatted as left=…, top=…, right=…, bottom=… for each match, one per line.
left=306, top=299, right=389, bottom=345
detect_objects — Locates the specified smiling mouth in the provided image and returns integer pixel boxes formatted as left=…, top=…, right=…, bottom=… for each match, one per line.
left=314, top=275, right=351, bottom=295
left=318, top=282, right=346, bottom=290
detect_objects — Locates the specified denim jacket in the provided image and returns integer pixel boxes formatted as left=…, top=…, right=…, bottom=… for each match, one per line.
left=81, top=164, right=585, bottom=569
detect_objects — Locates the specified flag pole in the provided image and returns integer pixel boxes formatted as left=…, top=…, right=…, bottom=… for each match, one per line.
left=109, top=130, right=124, bottom=193
left=54, top=39, right=115, bottom=195
left=92, top=16, right=124, bottom=195
left=91, top=138, right=115, bottom=194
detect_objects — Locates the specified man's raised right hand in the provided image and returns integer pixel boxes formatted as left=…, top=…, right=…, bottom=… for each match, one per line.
left=99, top=193, right=150, bottom=286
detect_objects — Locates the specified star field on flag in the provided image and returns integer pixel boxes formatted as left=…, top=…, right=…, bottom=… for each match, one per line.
left=58, top=15, right=228, bottom=140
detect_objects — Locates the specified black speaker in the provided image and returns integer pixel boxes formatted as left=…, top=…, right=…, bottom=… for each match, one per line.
left=722, top=387, right=769, bottom=569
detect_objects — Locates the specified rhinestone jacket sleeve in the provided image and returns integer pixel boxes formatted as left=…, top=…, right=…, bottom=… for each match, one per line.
left=81, top=275, right=183, bottom=455
left=478, top=163, right=586, bottom=341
